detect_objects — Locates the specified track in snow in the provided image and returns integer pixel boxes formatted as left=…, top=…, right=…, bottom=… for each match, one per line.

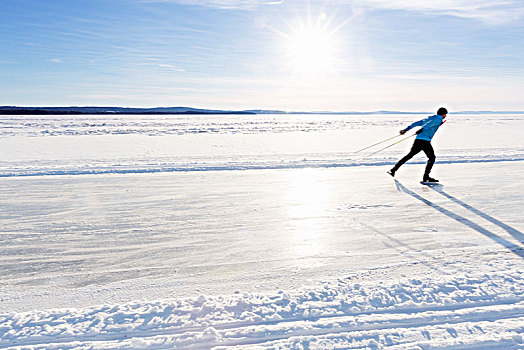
left=1, top=271, right=523, bottom=349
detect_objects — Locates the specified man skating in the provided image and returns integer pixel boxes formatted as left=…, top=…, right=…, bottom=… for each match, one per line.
left=388, top=107, right=447, bottom=183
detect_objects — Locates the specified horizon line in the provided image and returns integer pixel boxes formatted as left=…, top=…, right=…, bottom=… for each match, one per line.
left=2, top=106, right=524, bottom=115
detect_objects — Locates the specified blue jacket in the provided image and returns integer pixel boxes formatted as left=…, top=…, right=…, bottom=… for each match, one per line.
left=405, top=114, right=445, bottom=141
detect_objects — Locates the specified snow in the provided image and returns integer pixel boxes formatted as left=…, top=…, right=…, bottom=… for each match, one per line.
left=1, top=271, right=523, bottom=349
left=0, top=113, right=523, bottom=348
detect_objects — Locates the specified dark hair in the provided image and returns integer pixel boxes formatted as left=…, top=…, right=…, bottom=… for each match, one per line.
left=437, top=107, right=448, bottom=116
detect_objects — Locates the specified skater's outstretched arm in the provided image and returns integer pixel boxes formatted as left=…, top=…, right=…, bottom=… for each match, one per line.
left=400, top=115, right=441, bottom=135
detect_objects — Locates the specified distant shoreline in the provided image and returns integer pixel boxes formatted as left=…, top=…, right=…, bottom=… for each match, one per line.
left=0, top=109, right=256, bottom=115
left=2, top=107, right=524, bottom=115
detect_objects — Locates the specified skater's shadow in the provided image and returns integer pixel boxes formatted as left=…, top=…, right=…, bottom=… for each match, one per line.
left=394, top=180, right=524, bottom=259
left=428, top=186, right=524, bottom=244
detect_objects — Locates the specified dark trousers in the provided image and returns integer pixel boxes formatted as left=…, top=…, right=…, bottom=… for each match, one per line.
left=392, top=139, right=435, bottom=178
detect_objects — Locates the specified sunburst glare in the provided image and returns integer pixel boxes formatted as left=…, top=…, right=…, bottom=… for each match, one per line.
left=285, top=15, right=338, bottom=75
left=268, top=8, right=356, bottom=81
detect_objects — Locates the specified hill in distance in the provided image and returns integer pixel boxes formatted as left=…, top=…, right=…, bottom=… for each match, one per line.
left=1, top=106, right=524, bottom=115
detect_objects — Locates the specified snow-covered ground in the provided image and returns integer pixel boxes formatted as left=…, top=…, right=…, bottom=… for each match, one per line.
left=0, top=113, right=523, bottom=348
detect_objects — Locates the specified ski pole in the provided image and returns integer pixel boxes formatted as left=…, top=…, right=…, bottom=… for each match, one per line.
left=359, top=134, right=415, bottom=160
left=351, top=134, right=401, bottom=154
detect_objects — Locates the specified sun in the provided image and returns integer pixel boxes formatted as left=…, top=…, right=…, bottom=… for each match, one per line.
left=283, top=14, right=340, bottom=76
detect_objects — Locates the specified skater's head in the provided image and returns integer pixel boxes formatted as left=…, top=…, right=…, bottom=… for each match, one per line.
left=437, top=107, right=448, bottom=118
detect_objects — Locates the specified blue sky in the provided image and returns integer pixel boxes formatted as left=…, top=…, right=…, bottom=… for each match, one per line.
left=1, top=0, right=524, bottom=111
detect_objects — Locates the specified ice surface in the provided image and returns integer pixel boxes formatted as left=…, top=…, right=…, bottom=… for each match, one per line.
left=0, top=114, right=522, bottom=348
left=1, top=113, right=523, bottom=177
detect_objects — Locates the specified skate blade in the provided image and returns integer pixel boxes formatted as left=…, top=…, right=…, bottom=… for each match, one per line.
left=420, top=181, right=443, bottom=187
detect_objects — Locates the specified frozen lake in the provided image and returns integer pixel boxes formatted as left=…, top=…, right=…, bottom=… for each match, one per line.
left=0, top=113, right=523, bottom=348
left=1, top=113, right=523, bottom=176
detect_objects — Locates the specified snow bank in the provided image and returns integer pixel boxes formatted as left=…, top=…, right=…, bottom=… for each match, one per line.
left=1, top=153, right=524, bottom=178
left=1, top=271, right=523, bottom=349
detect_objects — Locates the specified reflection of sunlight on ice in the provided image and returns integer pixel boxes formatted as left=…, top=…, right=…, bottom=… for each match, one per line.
left=284, top=169, right=331, bottom=258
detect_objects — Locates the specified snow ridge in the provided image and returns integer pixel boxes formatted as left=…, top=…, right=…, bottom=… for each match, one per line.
left=1, top=113, right=522, bottom=137
left=1, top=271, right=523, bottom=349
left=1, top=155, right=523, bottom=178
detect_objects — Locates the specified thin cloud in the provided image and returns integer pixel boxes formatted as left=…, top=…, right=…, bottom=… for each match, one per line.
left=48, top=58, right=62, bottom=63
left=141, top=0, right=524, bottom=23
left=351, top=0, right=524, bottom=24
left=140, top=0, right=284, bottom=10
left=158, top=64, right=186, bottom=72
